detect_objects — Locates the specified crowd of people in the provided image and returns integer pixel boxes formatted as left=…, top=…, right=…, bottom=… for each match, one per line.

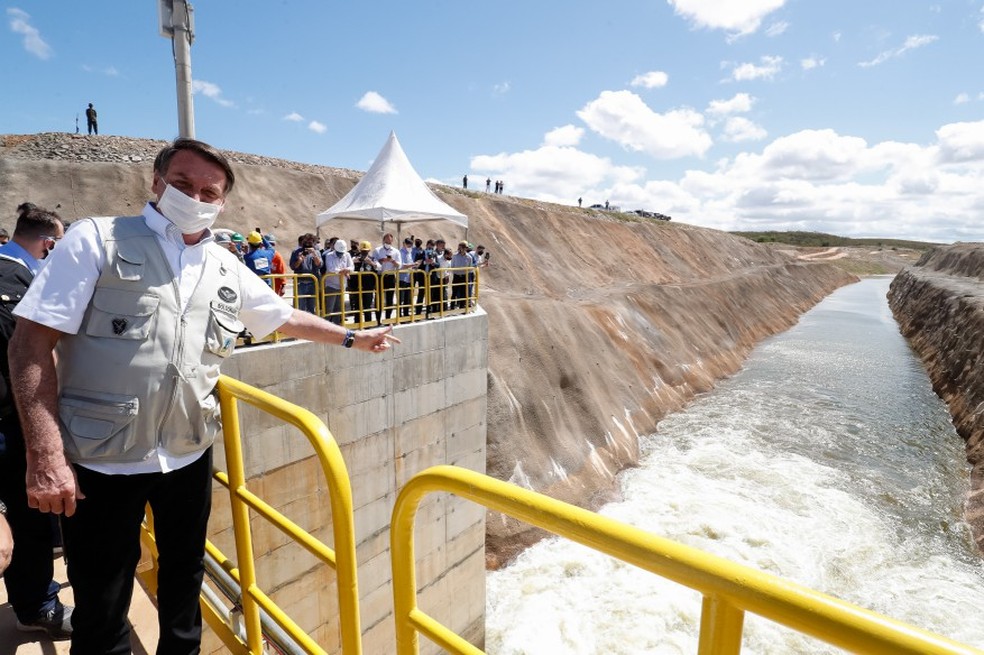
left=69, top=218, right=491, bottom=337
left=214, top=227, right=491, bottom=326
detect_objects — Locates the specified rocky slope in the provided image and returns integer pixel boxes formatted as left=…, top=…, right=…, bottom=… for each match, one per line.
left=888, top=245, right=984, bottom=550
left=1, top=133, right=857, bottom=565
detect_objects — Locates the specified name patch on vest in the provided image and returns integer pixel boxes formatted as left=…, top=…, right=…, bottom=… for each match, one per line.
left=213, top=302, right=238, bottom=315
left=112, top=317, right=128, bottom=335
left=217, top=286, right=238, bottom=303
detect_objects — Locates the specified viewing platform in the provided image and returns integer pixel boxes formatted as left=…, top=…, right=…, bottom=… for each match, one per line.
left=0, top=556, right=158, bottom=653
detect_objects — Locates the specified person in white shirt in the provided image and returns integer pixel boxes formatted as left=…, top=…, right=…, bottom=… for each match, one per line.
left=8, top=137, right=398, bottom=654
left=397, top=237, right=416, bottom=318
left=450, top=241, right=474, bottom=310
left=373, top=233, right=402, bottom=322
left=322, top=239, right=353, bottom=324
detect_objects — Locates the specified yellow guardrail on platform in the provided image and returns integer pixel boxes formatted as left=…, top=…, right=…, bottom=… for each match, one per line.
left=140, top=374, right=363, bottom=655
left=391, top=465, right=984, bottom=655
left=253, top=268, right=481, bottom=341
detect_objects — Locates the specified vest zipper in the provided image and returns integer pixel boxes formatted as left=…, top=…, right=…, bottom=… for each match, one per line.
left=157, top=270, right=187, bottom=447
left=62, top=393, right=138, bottom=414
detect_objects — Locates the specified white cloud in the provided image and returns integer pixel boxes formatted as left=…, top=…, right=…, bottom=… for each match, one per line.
left=476, top=123, right=984, bottom=241
left=858, top=34, right=938, bottom=68
left=980, top=4, right=984, bottom=34
left=543, top=125, right=584, bottom=148
left=470, top=145, right=642, bottom=205
left=801, top=56, right=825, bottom=70
left=191, top=80, right=235, bottom=107
left=577, top=90, right=712, bottom=159
left=765, top=21, right=788, bottom=37
left=955, top=93, right=971, bottom=105
left=721, top=117, right=767, bottom=142
left=82, top=64, right=119, bottom=77
left=308, top=121, right=327, bottom=134
left=707, top=92, right=754, bottom=116
left=493, top=81, right=511, bottom=95
left=729, top=55, right=783, bottom=82
left=630, top=71, right=669, bottom=89
left=356, top=91, right=397, bottom=114
left=667, top=0, right=787, bottom=37
left=936, top=120, right=984, bottom=163
left=283, top=111, right=304, bottom=122
left=7, top=8, right=52, bottom=60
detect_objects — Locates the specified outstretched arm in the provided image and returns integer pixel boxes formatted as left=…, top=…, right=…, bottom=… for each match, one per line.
left=277, top=309, right=400, bottom=353
left=9, top=319, right=84, bottom=516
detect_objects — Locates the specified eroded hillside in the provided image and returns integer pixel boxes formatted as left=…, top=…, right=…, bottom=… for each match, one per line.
left=1, top=133, right=857, bottom=565
left=889, top=245, right=984, bottom=551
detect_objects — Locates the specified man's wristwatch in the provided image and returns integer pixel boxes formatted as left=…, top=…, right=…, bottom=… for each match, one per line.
left=342, top=329, right=355, bottom=348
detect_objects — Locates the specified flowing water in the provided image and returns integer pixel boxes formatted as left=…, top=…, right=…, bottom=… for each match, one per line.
left=486, top=277, right=984, bottom=654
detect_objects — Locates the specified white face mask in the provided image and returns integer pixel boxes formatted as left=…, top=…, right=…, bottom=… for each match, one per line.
left=157, top=182, right=223, bottom=234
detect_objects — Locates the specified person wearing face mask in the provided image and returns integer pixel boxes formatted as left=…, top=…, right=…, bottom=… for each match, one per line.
left=7, top=137, right=400, bottom=655
left=372, top=233, right=402, bottom=322
left=0, top=202, right=72, bottom=641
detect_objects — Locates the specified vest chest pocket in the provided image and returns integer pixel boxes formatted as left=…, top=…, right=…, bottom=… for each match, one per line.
left=86, top=288, right=160, bottom=340
left=206, top=302, right=244, bottom=358
left=114, top=246, right=145, bottom=281
left=59, top=389, right=139, bottom=459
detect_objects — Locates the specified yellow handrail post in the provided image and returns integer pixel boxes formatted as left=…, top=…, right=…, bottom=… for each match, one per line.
left=218, top=388, right=265, bottom=654
left=390, top=485, right=420, bottom=655
left=697, top=595, right=745, bottom=655
left=216, top=375, right=363, bottom=655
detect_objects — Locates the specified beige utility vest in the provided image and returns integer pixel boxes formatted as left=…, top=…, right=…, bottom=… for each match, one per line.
left=56, top=216, right=245, bottom=464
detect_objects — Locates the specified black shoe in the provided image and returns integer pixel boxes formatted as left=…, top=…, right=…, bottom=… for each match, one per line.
left=16, top=602, right=73, bottom=640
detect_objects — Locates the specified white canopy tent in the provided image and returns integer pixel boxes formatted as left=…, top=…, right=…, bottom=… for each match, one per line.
left=315, top=131, right=468, bottom=238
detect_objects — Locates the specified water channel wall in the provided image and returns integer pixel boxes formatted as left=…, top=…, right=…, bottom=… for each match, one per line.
left=203, top=312, right=489, bottom=655
left=888, top=244, right=984, bottom=551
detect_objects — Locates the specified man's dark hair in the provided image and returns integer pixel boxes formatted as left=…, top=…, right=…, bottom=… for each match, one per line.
left=153, top=138, right=236, bottom=195
left=13, top=202, right=62, bottom=239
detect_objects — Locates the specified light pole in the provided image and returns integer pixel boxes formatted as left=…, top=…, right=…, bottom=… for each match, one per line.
left=158, top=0, right=196, bottom=139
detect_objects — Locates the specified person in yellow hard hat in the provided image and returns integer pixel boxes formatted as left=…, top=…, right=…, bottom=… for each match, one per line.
left=351, top=240, right=380, bottom=325
left=243, top=231, right=275, bottom=287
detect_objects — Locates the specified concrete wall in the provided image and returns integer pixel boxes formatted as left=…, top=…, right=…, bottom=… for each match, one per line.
left=202, top=310, right=489, bottom=654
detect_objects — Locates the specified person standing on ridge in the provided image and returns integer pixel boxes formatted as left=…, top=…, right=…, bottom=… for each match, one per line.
left=462, top=174, right=468, bottom=190
left=8, top=137, right=399, bottom=655
left=85, top=103, right=98, bottom=135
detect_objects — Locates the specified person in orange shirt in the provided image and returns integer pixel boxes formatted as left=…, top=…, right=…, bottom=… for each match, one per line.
left=265, top=233, right=287, bottom=296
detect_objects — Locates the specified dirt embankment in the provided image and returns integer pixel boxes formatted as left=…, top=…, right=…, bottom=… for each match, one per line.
left=889, top=245, right=984, bottom=550
left=1, top=133, right=857, bottom=566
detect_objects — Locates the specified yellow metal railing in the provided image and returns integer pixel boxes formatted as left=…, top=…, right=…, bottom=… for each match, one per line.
left=142, top=375, right=364, bottom=654
left=254, top=268, right=482, bottom=341
left=391, top=465, right=983, bottom=655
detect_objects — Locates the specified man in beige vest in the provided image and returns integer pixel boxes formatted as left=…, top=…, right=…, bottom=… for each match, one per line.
left=9, top=138, right=398, bottom=654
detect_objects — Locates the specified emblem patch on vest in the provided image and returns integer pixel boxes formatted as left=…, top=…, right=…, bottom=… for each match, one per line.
left=217, top=286, right=238, bottom=303
left=111, top=317, right=128, bottom=335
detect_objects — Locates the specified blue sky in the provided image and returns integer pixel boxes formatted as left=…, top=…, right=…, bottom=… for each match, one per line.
left=3, top=1, right=984, bottom=243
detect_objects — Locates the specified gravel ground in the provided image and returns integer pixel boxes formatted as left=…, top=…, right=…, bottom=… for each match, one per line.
left=0, top=132, right=361, bottom=179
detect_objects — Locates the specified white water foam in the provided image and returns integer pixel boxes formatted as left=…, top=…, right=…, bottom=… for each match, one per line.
left=487, top=279, right=984, bottom=654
